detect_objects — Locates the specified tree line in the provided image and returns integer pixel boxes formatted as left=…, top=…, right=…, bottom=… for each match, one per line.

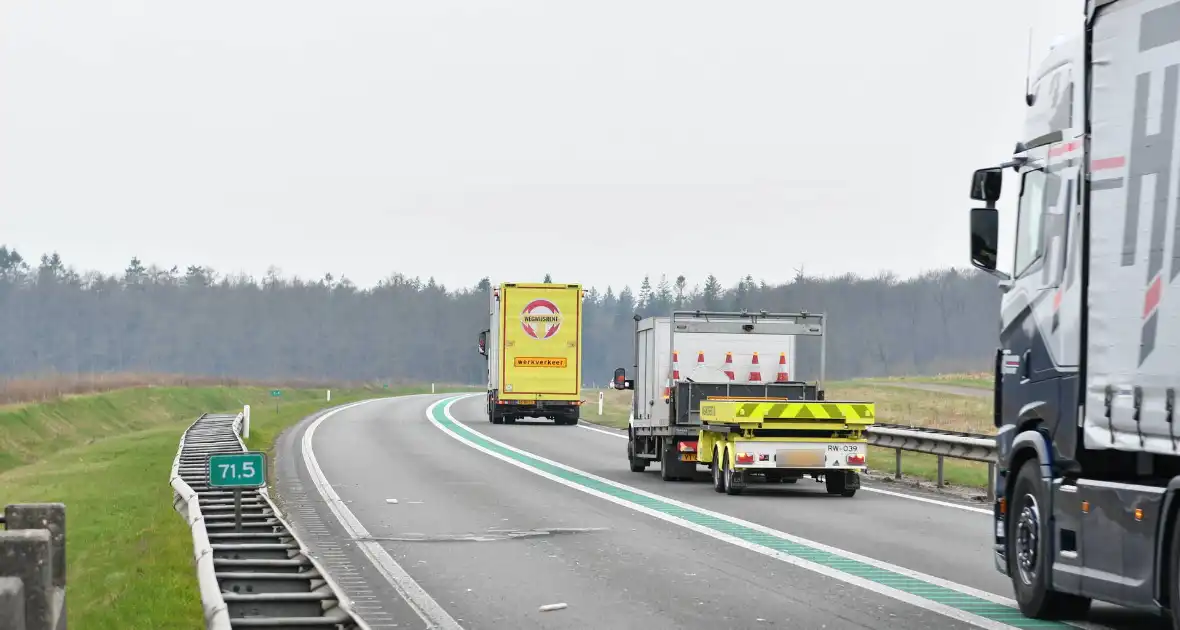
left=0, top=246, right=1000, bottom=384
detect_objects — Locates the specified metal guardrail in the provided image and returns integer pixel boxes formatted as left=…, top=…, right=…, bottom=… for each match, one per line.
left=0, top=502, right=66, bottom=630
left=170, top=411, right=369, bottom=629
left=866, top=423, right=998, bottom=500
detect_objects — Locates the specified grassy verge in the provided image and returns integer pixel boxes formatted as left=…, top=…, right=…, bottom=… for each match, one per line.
left=865, top=371, right=992, bottom=390
left=0, top=383, right=473, bottom=629
left=584, top=381, right=993, bottom=489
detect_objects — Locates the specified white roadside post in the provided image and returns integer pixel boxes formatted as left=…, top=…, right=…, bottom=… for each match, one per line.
left=599, top=391, right=604, bottom=416
left=432, top=383, right=436, bottom=394
left=327, top=389, right=331, bottom=402
left=242, top=404, right=251, bottom=439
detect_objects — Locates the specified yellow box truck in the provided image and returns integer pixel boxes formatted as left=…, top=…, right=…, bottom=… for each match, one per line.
left=477, top=282, right=584, bottom=425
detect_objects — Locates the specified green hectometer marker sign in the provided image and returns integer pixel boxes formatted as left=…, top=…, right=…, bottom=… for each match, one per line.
left=271, top=389, right=282, bottom=397
left=208, top=452, right=266, bottom=488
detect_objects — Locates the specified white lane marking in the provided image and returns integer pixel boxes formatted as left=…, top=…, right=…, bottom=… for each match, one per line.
left=433, top=395, right=1020, bottom=630
left=859, top=486, right=992, bottom=515
left=303, top=398, right=464, bottom=630
left=576, top=423, right=625, bottom=438
left=576, top=419, right=992, bottom=515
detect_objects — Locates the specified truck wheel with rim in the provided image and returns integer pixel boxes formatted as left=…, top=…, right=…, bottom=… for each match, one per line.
left=712, top=446, right=727, bottom=493
left=723, top=454, right=743, bottom=495
left=1008, top=458, right=1091, bottom=619
left=627, top=439, right=647, bottom=473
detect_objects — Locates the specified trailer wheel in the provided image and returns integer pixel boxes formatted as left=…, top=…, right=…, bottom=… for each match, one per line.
left=627, top=440, right=647, bottom=473
left=1008, top=459, right=1091, bottom=619
left=712, top=447, right=727, bottom=493
left=825, top=472, right=857, bottom=497
left=723, top=452, right=743, bottom=495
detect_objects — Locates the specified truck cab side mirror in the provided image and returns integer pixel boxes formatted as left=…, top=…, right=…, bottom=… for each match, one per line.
left=477, top=330, right=488, bottom=357
left=970, top=168, right=1002, bottom=202
left=612, top=367, right=634, bottom=390
left=970, top=208, right=1011, bottom=281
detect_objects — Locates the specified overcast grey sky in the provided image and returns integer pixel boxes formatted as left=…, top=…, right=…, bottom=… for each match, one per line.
left=0, top=0, right=1079, bottom=291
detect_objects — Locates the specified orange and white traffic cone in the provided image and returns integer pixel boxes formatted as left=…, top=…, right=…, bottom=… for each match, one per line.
left=723, top=351, right=735, bottom=381
left=749, top=352, right=763, bottom=383
left=776, top=352, right=790, bottom=382
left=672, top=350, right=681, bottom=381
left=697, top=350, right=706, bottom=371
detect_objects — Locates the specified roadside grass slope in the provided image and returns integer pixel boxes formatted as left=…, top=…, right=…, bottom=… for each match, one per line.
left=0, top=383, right=455, bottom=629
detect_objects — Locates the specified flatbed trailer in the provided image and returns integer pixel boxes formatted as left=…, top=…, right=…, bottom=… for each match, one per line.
left=695, top=397, right=875, bottom=495
left=612, top=309, right=875, bottom=496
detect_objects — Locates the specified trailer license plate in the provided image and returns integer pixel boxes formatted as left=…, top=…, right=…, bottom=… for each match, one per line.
left=679, top=454, right=697, bottom=462
left=776, top=449, right=824, bottom=467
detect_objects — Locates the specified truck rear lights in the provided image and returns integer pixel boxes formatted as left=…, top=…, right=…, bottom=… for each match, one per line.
left=736, top=452, right=755, bottom=465
left=758, top=453, right=770, bottom=462
left=847, top=454, right=865, bottom=466
left=678, top=441, right=698, bottom=453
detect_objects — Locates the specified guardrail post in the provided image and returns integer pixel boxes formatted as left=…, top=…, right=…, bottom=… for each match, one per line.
left=894, top=448, right=902, bottom=480
left=0, top=577, right=25, bottom=630
left=3, top=503, right=66, bottom=630
left=0, top=529, right=53, bottom=630
left=936, top=456, right=944, bottom=488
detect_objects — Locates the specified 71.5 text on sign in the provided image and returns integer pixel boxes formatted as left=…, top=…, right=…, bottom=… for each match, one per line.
left=207, top=452, right=266, bottom=489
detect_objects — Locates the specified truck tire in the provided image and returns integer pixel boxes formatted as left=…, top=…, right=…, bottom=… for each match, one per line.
left=825, top=471, right=857, bottom=497
left=627, top=440, right=647, bottom=473
left=1008, top=459, right=1091, bottom=619
left=722, top=453, right=743, bottom=495
left=712, top=446, right=727, bottom=493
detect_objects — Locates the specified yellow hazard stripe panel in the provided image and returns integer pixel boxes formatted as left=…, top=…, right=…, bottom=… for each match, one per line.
left=699, top=401, right=875, bottom=423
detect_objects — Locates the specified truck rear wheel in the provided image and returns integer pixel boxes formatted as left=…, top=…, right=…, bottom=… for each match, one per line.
left=627, top=440, right=647, bottom=473
left=722, top=453, right=743, bottom=495
left=825, top=471, right=858, bottom=497
left=1008, top=459, right=1091, bottom=619
left=712, top=447, right=727, bottom=493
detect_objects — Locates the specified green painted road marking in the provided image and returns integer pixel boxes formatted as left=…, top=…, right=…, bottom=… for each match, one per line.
left=429, top=395, right=1070, bottom=630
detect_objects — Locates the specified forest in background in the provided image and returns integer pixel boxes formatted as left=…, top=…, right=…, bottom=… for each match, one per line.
left=0, top=246, right=1000, bottom=384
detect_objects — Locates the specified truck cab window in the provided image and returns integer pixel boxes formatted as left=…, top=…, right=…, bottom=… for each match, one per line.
left=1014, top=169, right=1047, bottom=277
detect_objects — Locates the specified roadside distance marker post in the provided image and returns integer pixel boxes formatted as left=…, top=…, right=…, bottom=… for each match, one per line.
left=208, top=451, right=267, bottom=531
left=271, top=388, right=282, bottom=413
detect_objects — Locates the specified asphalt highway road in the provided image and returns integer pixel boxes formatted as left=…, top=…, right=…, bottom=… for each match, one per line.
left=272, top=393, right=1163, bottom=630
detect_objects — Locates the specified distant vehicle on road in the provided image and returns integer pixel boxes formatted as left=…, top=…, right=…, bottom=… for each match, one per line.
left=612, top=309, right=875, bottom=496
left=478, top=282, right=584, bottom=425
